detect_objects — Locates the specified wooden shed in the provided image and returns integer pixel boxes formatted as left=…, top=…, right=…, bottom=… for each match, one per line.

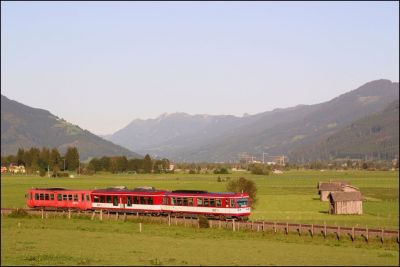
left=317, top=181, right=349, bottom=201
left=328, top=191, right=363, bottom=215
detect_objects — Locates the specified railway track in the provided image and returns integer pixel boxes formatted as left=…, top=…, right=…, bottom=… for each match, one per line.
left=2, top=208, right=399, bottom=243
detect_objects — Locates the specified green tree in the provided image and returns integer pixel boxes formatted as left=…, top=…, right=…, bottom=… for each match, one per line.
left=65, top=147, right=80, bottom=171
left=226, top=177, right=258, bottom=209
left=16, top=148, right=25, bottom=166
left=116, top=156, right=128, bottom=172
left=50, top=148, right=62, bottom=175
left=143, top=154, right=152, bottom=173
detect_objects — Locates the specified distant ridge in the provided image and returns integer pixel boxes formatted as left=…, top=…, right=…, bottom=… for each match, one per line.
left=1, top=95, right=142, bottom=160
left=106, top=79, right=399, bottom=162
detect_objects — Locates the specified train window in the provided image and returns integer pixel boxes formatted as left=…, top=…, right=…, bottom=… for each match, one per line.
left=230, top=199, right=235, bottom=208
left=140, top=197, right=146, bottom=205
left=188, top=198, right=193, bottom=206
left=113, top=196, right=118, bottom=206
left=57, top=194, right=62, bottom=201
left=183, top=198, right=188, bottom=206
left=39, top=194, right=44, bottom=200
left=177, top=197, right=182, bottom=206
left=100, top=196, right=105, bottom=203
left=45, top=194, right=49, bottom=200
left=197, top=198, right=203, bottom=206
left=133, top=196, right=139, bottom=204
left=63, top=194, right=67, bottom=201
left=86, top=195, right=90, bottom=201
left=210, top=199, right=215, bottom=207
left=35, top=193, right=39, bottom=200
left=162, top=197, right=168, bottom=205
left=50, top=194, right=54, bottom=200
left=170, top=197, right=175, bottom=205
left=148, top=197, right=153, bottom=205
left=204, top=199, right=209, bottom=207
left=68, top=195, right=73, bottom=201
left=74, top=194, right=78, bottom=201
left=81, top=194, right=84, bottom=202
left=216, top=199, right=221, bottom=207
left=94, top=196, right=99, bottom=203
left=237, top=198, right=248, bottom=207
left=127, top=197, right=132, bottom=207
left=107, top=196, right=112, bottom=203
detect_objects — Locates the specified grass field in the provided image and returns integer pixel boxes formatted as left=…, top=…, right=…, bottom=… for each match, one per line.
left=1, top=170, right=399, bottom=266
left=1, top=170, right=398, bottom=228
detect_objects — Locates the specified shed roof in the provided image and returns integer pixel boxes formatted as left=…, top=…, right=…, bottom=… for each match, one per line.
left=329, top=191, right=362, bottom=202
left=318, top=182, right=345, bottom=191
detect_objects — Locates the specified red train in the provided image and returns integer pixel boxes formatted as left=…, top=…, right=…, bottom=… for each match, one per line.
left=26, top=186, right=251, bottom=220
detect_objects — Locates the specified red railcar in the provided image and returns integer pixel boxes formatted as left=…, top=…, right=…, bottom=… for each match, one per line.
left=25, top=186, right=251, bottom=220
left=26, top=188, right=93, bottom=210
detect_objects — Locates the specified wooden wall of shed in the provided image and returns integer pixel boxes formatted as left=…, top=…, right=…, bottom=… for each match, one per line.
left=320, top=191, right=330, bottom=201
left=333, top=200, right=362, bottom=215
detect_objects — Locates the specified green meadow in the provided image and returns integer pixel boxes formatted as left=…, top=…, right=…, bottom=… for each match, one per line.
left=1, top=170, right=399, bottom=266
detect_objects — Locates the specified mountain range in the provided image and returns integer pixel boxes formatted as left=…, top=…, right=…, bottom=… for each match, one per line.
left=1, top=95, right=141, bottom=161
left=105, top=79, right=399, bottom=162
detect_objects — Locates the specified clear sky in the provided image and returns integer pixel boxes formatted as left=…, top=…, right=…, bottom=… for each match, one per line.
left=1, top=1, right=399, bottom=135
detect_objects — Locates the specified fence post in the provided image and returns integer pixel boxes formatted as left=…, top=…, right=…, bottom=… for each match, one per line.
left=337, top=226, right=340, bottom=240
left=299, top=224, right=302, bottom=236
left=168, top=214, right=171, bottom=226
left=139, top=223, right=142, bottom=233
left=352, top=227, right=355, bottom=241
left=274, top=222, right=276, bottom=233
left=175, top=216, right=177, bottom=225
left=365, top=225, right=369, bottom=242
left=311, top=224, right=314, bottom=237
left=324, top=222, right=327, bottom=238
left=237, top=221, right=240, bottom=231
left=91, top=211, right=96, bottom=220
left=262, top=221, right=265, bottom=232
left=41, top=209, right=44, bottom=219
left=68, top=209, right=71, bottom=220
left=123, top=213, right=126, bottom=222
left=233, top=219, right=235, bottom=232
left=251, top=221, right=254, bottom=231
left=381, top=229, right=384, bottom=243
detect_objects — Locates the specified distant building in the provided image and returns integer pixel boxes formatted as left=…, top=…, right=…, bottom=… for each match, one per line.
left=8, top=165, right=26, bottom=174
left=328, top=191, right=363, bottom=215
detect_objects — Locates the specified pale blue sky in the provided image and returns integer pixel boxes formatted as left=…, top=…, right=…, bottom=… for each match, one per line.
left=1, top=1, right=399, bottom=135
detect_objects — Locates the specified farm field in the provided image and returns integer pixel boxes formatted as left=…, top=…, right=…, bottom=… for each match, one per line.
left=1, top=170, right=399, bottom=266
left=1, top=170, right=398, bottom=229
left=1, top=215, right=399, bottom=266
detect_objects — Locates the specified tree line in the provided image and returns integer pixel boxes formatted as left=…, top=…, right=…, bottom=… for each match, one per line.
left=1, top=147, right=79, bottom=176
left=87, top=154, right=171, bottom=174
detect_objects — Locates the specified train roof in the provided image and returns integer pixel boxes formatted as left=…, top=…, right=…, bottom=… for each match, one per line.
left=30, top=188, right=92, bottom=191
left=92, top=187, right=167, bottom=194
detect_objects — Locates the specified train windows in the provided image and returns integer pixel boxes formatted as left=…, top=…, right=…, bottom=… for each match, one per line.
left=63, top=195, right=67, bottom=201
left=177, top=197, right=182, bottom=206
left=113, top=196, right=118, bottom=206
left=216, top=199, right=221, bottom=207
left=68, top=195, right=72, bottom=201
left=35, top=193, right=39, bottom=200
left=188, top=198, right=193, bottom=206
left=50, top=194, right=54, bottom=201
left=127, top=197, right=132, bottom=207
left=170, top=197, right=175, bottom=205
left=86, top=195, right=90, bottom=202
left=94, top=196, right=99, bottom=203
left=204, top=199, right=209, bottom=207
left=197, top=198, right=203, bottom=206
left=74, top=194, right=78, bottom=201
left=210, top=199, right=215, bottom=207
left=100, top=196, right=105, bottom=203
left=230, top=199, right=235, bottom=208
left=133, top=196, right=139, bottom=204
left=81, top=194, right=84, bottom=202
left=140, top=197, right=146, bottom=205
left=148, top=197, right=153, bottom=205
left=106, top=196, right=112, bottom=203
left=57, top=194, right=62, bottom=201
left=39, top=194, right=44, bottom=200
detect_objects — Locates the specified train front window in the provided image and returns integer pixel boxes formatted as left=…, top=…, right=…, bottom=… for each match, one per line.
left=236, top=198, right=248, bottom=207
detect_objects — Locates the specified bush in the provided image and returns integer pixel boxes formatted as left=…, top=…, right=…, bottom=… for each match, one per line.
left=9, top=208, right=28, bottom=218
left=52, top=172, right=69, bottom=177
left=188, top=169, right=196, bottom=174
left=198, top=215, right=209, bottom=228
left=213, top=167, right=229, bottom=174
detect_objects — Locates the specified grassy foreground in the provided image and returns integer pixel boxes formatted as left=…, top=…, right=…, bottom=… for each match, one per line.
left=1, top=215, right=399, bottom=266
